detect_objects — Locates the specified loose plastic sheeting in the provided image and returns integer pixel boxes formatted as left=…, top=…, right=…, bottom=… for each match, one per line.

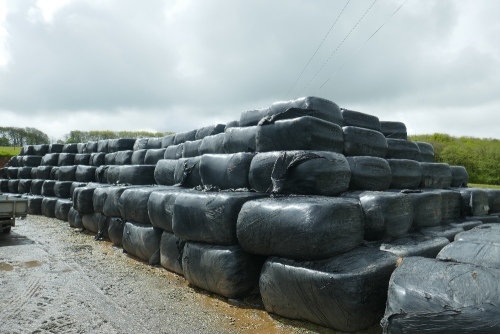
left=385, top=139, right=420, bottom=161
left=373, top=234, right=450, bottom=258
left=58, top=153, right=76, bottom=166
left=454, top=224, right=500, bottom=243
left=147, top=188, right=193, bottom=232
left=68, top=207, right=83, bottom=228
left=161, top=134, right=175, bottom=148
left=346, top=156, right=392, bottom=191
left=160, top=231, right=184, bottom=275
left=115, top=150, right=133, bottom=165
left=418, top=224, right=464, bottom=241
left=173, top=130, right=197, bottom=145
left=239, top=107, right=269, bottom=127
left=74, top=154, right=91, bottom=166
left=54, top=181, right=73, bottom=198
left=237, top=196, right=364, bottom=260
left=122, top=222, right=162, bottom=265
left=41, top=197, right=58, bottom=217
left=340, top=108, right=381, bottom=131
left=248, top=151, right=350, bottom=196
left=22, top=155, right=42, bottom=167
left=182, top=140, right=202, bottom=158
left=458, top=188, right=490, bottom=217
left=30, top=179, right=44, bottom=195
left=164, top=144, right=184, bottom=159
left=450, top=165, right=469, bottom=187
left=419, top=163, right=452, bottom=189
left=90, top=153, right=106, bottom=167
left=118, top=187, right=164, bottom=225
left=198, top=133, right=225, bottom=155
left=223, top=126, right=258, bottom=153
left=49, top=143, right=64, bottom=153
left=8, top=180, right=19, bottom=193
left=144, top=149, right=166, bottom=165
left=62, top=143, right=78, bottom=153
left=387, top=159, right=422, bottom=189
left=380, top=121, right=407, bottom=140
left=256, top=116, right=344, bottom=153
left=133, top=138, right=148, bottom=151
left=174, top=157, right=202, bottom=188
left=57, top=165, right=77, bottom=181
left=18, top=179, right=32, bottom=194
left=26, top=196, right=43, bottom=215
left=381, top=256, right=500, bottom=333
left=437, top=240, right=500, bottom=269
left=199, top=153, right=255, bottom=190
left=342, top=126, right=388, bottom=158
left=41, top=180, right=56, bottom=197
left=35, top=166, right=53, bottom=179
left=182, top=242, right=264, bottom=299
left=172, top=191, right=266, bottom=245
left=108, top=138, right=136, bottom=152
left=107, top=217, right=125, bottom=246
left=105, top=152, right=117, bottom=165
left=17, top=167, right=33, bottom=179
left=131, top=149, right=147, bottom=165
left=75, top=165, right=96, bottom=182
left=55, top=199, right=72, bottom=221
left=486, top=189, right=500, bottom=213
left=118, top=165, right=156, bottom=185
left=195, top=124, right=225, bottom=140
left=260, top=247, right=399, bottom=332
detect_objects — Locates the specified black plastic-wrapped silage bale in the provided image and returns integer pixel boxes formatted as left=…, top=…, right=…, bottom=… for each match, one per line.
left=182, top=242, right=264, bottom=299
left=105, top=152, right=117, bottom=165
left=33, top=144, right=49, bottom=156
left=380, top=121, right=407, bottom=140
left=133, top=138, right=148, bottom=151
left=153, top=160, right=178, bottom=186
left=17, top=167, right=33, bottom=179
left=454, top=223, right=500, bottom=242
left=195, top=124, right=225, bottom=140
left=117, top=165, right=156, bottom=185
left=73, top=185, right=103, bottom=213
left=97, top=140, right=109, bottom=153
left=75, top=165, right=96, bottom=182
left=173, top=191, right=266, bottom=245
left=54, top=181, right=73, bottom=198
left=450, top=165, right=468, bottom=187
left=147, top=188, right=193, bottom=232
left=144, top=149, right=166, bottom=165
left=6, top=156, right=20, bottom=167
left=41, top=180, right=56, bottom=197
left=450, top=220, right=483, bottom=231
left=122, top=221, right=162, bottom=265
left=373, top=233, right=450, bottom=258
left=173, top=130, right=197, bottom=145
left=408, top=190, right=443, bottom=227
left=90, top=152, right=106, bottom=167
left=418, top=224, right=464, bottom=241
left=424, top=189, right=462, bottom=222
left=108, top=217, right=125, bottom=246
left=22, top=155, right=42, bottom=167
left=76, top=143, right=85, bottom=153
left=387, top=159, right=422, bottom=189
left=8, top=180, right=20, bottom=193
left=0, top=167, right=6, bottom=179
left=85, top=141, right=98, bottom=153
left=54, top=199, right=72, bottom=221
left=160, top=231, right=184, bottom=275
left=419, top=162, right=452, bottom=189
left=62, top=143, right=78, bottom=153
left=161, top=134, right=175, bottom=148
left=485, top=189, right=500, bottom=213
left=239, top=107, right=269, bottom=127
left=199, top=153, right=254, bottom=190
left=115, top=150, right=133, bottom=165
left=222, top=126, right=258, bottom=153
left=415, top=141, right=435, bottom=162
left=237, top=196, right=364, bottom=260
left=118, top=187, right=165, bottom=225
left=41, top=197, right=58, bottom=218
left=17, top=179, right=32, bottom=194
left=58, top=153, right=76, bottom=166
left=340, top=108, right=381, bottom=131
left=93, top=185, right=139, bottom=217
left=199, top=133, right=225, bottom=155
left=346, top=156, right=392, bottom=191
left=30, top=179, right=44, bottom=195
left=94, top=165, right=108, bottom=183
left=224, top=120, right=239, bottom=131
left=131, top=149, right=147, bottom=165
left=41, top=153, right=59, bottom=166
left=181, top=140, right=202, bottom=158
left=256, top=116, right=344, bottom=153
left=30, top=167, right=37, bottom=179
left=381, top=256, right=500, bottom=333
left=260, top=247, right=398, bottom=332
left=0, top=180, right=9, bottom=192
left=464, top=215, right=500, bottom=224
left=164, top=144, right=184, bottom=160
left=458, top=188, right=489, bottom=217
left=49, top=143, right=64, bottom=153
left=6, top=167, right=18, bottom=179
left=27, top=195, right=43, bottom=215
left=82, top=212, right=109, bottom=238
left=108, top=138, right=136, bottom=152
left=57, top=165, right=77, bottom=181
left=68, top=207, right=83, bottom=228
left=74, top=153, right=91, bottom=166
left=437, top=240, right=500, bottom=269
left=146, top=137, right=162, bottom=149
left=342, top=126, right=387, bottom=158
left=22, top=145, right=34, bottom=155
left=248, top=151, right=350, bottom=196
left=385, top=138, right=420, bottom=160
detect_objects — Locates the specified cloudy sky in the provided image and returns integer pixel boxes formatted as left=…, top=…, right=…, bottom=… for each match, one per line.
left=1, top=0, right=499, bottom=141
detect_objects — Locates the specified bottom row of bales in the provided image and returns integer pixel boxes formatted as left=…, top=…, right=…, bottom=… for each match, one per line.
left=6, top=182, right=500, bottom=332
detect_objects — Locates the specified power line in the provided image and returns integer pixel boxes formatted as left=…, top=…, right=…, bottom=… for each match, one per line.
left=297, top=0, right=379, bottom=96
left=284, top=0, right=351, bottom=99
left=317, top=0, right=410, bottom=92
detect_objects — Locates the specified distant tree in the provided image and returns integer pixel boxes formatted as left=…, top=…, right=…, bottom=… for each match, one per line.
left=61, top=130, right=173, bottom=143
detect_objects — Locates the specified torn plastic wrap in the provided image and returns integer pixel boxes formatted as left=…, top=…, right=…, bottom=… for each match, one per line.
left=147, top=188, right=194, bottom=232
left=182, top=242, right=264, bottom=299
left=131, top=149, right=147, bottom=165
left=41, top=197, right=58, bottom=218
left=380, top=121, right=407, bottom=140
left=385, top=139, right=420, bottom=160
left=26, top=195, right=43, bottom=215
left=54, top=199, right=72, bottom=221
left=181, top=140, right=202, bottom=158
left=199, top=153, right=255, bottom=190
left=57, top=153, right=76, bottom=166
left=222, top=126, right=258, bottom=153
left=198, top=133, right=226, bottom=155
left=173, top=191, right=266, bottom=245
left=174, top=157, right=202, bottom=188
left=342, top=126, right=388, bottom=158
left=195, top=124, right=225, bottom=140
left=387, top=159, right=422, bottom=189
left=340, top=108, right=381, bottom=131
left=68, top=207, right=84, bottom=228
left=381, top=256, right=500, bottom=333
left=122, top=221, right=162, bottom=265
left=450, top=165, right=469, bottom=187
left=144, top=149, right=166, bottom=165
left=107, top=217, right=125, bottom=246
left=260, top=247, right=398, bottom=332
left=54, top=181, right=73, bottom=198
left=173, top=130, right=197, bottom=145
left=419, top=163, right=452, bottom=189
left=237, top=196, right=364, bottom=260
left=346, top=156, right=392, bottom=191
left=256, top=116, right=344, bottom=153
left=248, top=151, right=350, bottom=196
left=160, top=231, right=184, bottom=275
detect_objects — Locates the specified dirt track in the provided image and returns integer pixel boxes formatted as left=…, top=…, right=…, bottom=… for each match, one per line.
left=0, top=215, right=358, bottom=334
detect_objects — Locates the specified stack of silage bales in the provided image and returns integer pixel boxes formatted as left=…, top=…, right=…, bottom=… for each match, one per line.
left=2, top=95, right=500, bottom=332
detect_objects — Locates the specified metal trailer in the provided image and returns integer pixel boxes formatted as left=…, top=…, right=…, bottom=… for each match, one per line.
left=0, top=194, right=28, bottom=233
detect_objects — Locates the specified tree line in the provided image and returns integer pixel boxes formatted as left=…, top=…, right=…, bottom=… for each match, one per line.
left=0, top=127, right=50, bottom=146
left=63, top=130, right=173, bottom=143
left=410, top=133, right=500, bottom=185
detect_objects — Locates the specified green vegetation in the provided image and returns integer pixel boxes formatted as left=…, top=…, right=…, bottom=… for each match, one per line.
left=410, top=134, right=500, bottom=186
left=0, top=146, right=22, bottom=156
left=0, top=127, right=50, bottom=146
left=64, top=130, right=174, bottom=143
left=469, top=183, right=500, bottom=189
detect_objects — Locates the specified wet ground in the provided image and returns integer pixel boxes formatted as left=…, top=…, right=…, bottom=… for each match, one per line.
left=0, top=216, right=381, bottom=334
